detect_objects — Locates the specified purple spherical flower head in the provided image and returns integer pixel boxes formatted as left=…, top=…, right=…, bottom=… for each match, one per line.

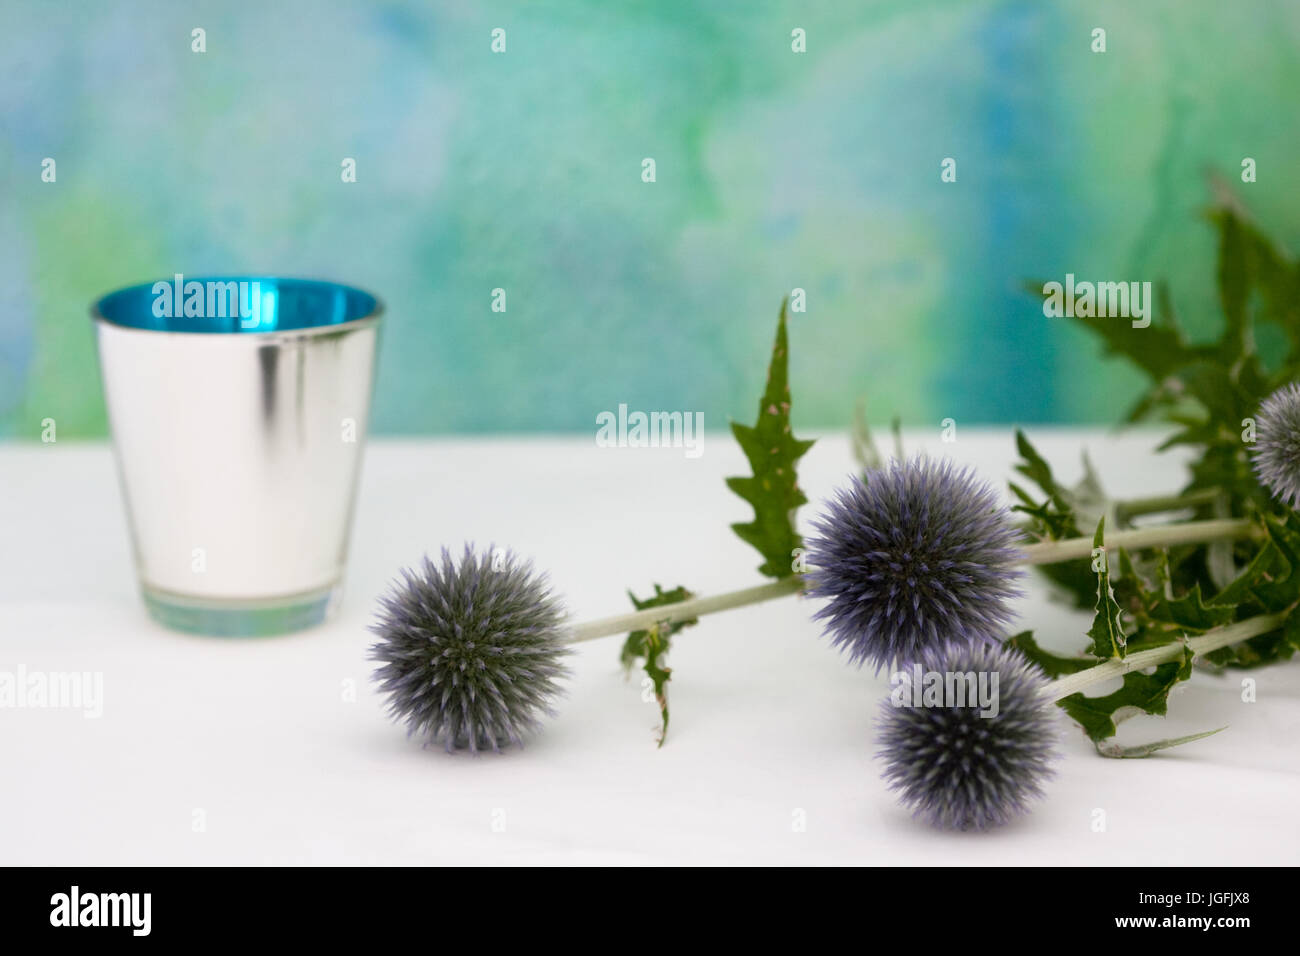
left=1251, top=382, right=1300, bottom=508
left=370, top=545, right=570, bottom=753
left=805, top=457, right=1023, bottom=672
left=876, top=639, right=1057, bottom=831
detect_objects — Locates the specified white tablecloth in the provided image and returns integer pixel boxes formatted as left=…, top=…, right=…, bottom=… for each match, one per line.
left=1, top=430, right=1296, bottom=864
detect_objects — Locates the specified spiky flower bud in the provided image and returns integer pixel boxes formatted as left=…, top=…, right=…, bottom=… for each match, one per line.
left=370, top=545, right=570, bottom=753
left=876, top=640, right=1056, bottom=830
left=1251, top=382, right=1300, bottom=508
left=805, top=457, right=1023, bottom=671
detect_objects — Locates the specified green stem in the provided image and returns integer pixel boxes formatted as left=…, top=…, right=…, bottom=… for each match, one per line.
left=1020, top=517, right=1255, bottom=564
left=1114, top=487, right=1222, bottom=521
left=1012, top=489, right=1223, bottom=534
left=1045, top=610, right=1288, bottom=702
left=569, top=577, right=805, bottom=643
left=568, top=518, right=1259, bottom=644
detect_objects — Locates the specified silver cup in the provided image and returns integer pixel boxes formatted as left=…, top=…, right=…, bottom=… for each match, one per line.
left=92, top=276, right=382, bottom=636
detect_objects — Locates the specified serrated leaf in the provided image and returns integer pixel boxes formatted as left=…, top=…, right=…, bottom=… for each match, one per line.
left=727, top=300, right=816, bottom=579
left=1207, top=531, right=1279, bottom=609
left=1237, top=213, right=1300, bottom=361
left=1026, top=277, right=1200, bottom=383
left=1112, top=547, right=1159, bottom=619
left=1009, top=436, right=1101, bottom=609
left=1025, top=187, right=1300, bottom=737
left=1007, top=631, right=1094, bottom=677
left=1213, top=208, right=1251, bottom=361
left=1207, top=515, right=1298, bottom=616
left=1058, top=644, right=1195, bottom=742
left=1204, top=611, right=1300, bottom=669
left=1087, top=517, right=1127, bottom=660
left=1249, top=516, right=1300, bottom=610
left=1010, top=482, right=1079, bottom=543
left=1112, top=548, right=1210, bottom=652
left=1034, top=558, right=1104, bottom=611
left=620, top=584, right=697, bottom=747
left=1025, top=194, right=1298, bottom=515
left=1010, top=431, right=1082, bottom=542
left=1149, top=582, right=1236, bottom=632
left=1014, top=430, right=1063, bottom=501
left=1094, top=726, right=1227, bottom=759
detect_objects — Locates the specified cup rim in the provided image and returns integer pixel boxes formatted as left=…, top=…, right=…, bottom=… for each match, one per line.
left=90, top=275, right=383, bottom=337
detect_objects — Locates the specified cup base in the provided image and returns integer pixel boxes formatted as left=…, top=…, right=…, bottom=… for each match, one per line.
left=141, top=584, right=341, bottom=637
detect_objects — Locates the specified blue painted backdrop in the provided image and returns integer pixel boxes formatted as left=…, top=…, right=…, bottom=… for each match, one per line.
left=2, top=0, right=1298, bottom=437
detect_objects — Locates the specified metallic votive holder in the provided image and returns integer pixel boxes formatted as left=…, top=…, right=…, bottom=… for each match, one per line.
left=91, top=277, right=382, bottom=636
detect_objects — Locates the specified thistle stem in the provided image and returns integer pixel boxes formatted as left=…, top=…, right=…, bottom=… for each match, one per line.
left=569, top=577, right=805, bottom=643
left=567, top=517, right=1259, bottom=644
left=1114, top=487, right=1222, bottom=520
left=1020, top=517, right=1256, bottom=565
left=1043, top=610, right=1288, bottom=702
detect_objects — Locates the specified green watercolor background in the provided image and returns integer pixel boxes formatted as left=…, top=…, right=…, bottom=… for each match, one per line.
left=2, top=0, right=1299, bottom=438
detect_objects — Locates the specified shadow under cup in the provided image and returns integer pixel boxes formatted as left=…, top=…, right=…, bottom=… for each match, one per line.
left=92, top=277, right=382, bottom=636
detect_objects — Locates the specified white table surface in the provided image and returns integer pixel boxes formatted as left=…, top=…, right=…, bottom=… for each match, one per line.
left=1, top=429, right=1297, bottom=866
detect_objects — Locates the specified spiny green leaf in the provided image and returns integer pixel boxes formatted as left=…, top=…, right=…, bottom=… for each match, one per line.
left=1026, top=197, right=1298, bottom=498
left=1009, top=435, right=1101, bottom=608
left=1112, top=548, right=1216, bottom=652
left=1010, top=431, right=1082, bottom=542
left=1213, top=207, right=1251, bottom=361
left=1112, top=547, right=1160, bottom=621
left=1013, top=430, right=1066, bottom=504
left=1204, top=610, right=1300, bottom=669
left=1209, top=516, right=1297, bottom=614
left=1235, top=212, right=1300, bottom=361
left=1025, top=277, right=1200, bottom=383
left=727, top=300, right=816, bottom=579
left=1022, top=187, right=1300, bottom=742
left=1007, top=631, right=1094, bottom=678
left=637, top=625, right=673, bottom=748
left=1033, top=556, right=1104, bottom=611
left=1149, top=582, right=1236, bottom=632
left=619, top=584, right=697, bottom=672
left=1094, top=726, right=1227, bottom=759
left=1207, top=529, right=1280, bottom=609
left=1087, top=517, right=1127, bottom=660
left=1249, top=516, right=1300, bottom=611
left=1010, top=483, right=1077, bottom=543
left=620, top=584, right=697, bottom=747
left=1059, top=644, right=1195, bottom=742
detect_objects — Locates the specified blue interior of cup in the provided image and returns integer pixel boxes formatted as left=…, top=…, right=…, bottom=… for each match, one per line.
left=93, top=277, right=380, bottom=334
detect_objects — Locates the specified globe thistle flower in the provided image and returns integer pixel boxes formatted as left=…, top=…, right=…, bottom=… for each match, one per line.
left=1251, top=382, right=1300, bottom=508
left=876, top=640, right=1057, bottom=830
left=805, top=457, right=1023, bottom=672
left=370, top=545, right=570, bottom=753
